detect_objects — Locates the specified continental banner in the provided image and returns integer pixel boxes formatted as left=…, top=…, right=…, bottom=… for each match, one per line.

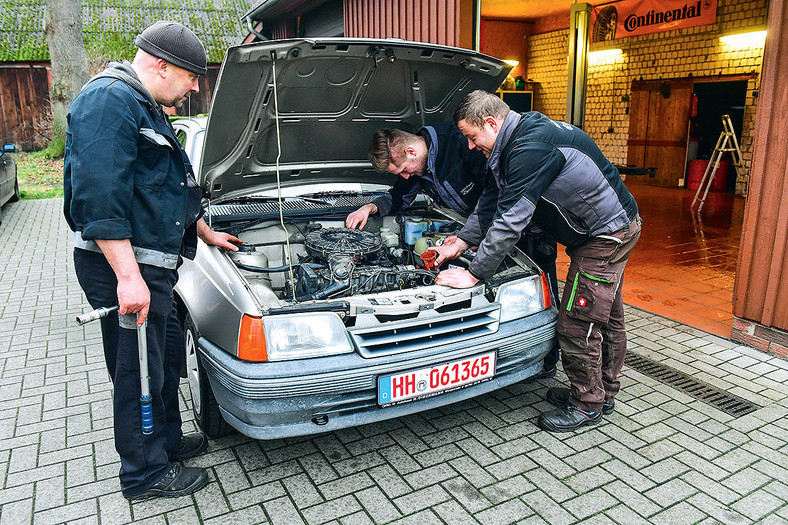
left=591, top=0, right=718, bottom=42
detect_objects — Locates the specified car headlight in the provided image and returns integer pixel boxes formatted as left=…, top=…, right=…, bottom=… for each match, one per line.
left=495, top=275, right=549, bottom=322
left=262, top=312, right=354, bottom=361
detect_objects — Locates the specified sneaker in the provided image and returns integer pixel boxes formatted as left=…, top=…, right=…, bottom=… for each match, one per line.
left=527, top=363, right=557, bottom=382
left=546, top=387, right=615, bottom=415
left=537, top=403, right=603, bottom=432
left=124, top=464, right=209, bottom=500
left=170, top=432, right=208, bottom=462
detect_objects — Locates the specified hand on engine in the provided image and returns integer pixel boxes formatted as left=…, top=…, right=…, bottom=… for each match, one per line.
left=345, top=204, right=378, bottom=229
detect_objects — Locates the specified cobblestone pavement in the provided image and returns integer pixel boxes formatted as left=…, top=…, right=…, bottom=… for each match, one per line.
left=1, top=199, right=787, bottom=525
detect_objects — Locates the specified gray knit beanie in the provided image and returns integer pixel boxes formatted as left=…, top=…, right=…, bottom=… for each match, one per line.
left=135, top=21, right=207, bottom=75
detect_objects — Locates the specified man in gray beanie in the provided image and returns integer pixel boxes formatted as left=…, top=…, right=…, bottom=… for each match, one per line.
left=64, top=21, right=240, bottom=499
left=135, top=21, right=208, bottom=76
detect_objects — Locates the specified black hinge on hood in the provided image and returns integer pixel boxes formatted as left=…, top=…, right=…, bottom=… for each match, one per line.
left=366, top=45, right=396, bottom=68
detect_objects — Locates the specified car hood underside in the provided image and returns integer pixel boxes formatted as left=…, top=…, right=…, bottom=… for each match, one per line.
left=201, top=38, right=510, bottom=202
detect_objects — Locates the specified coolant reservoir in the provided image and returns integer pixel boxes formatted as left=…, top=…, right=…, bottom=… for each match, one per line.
left=379, top=227, right=399, bottom=248
left=229, top=245, right=271, bottom=279
left=228, top=245, right=275, bottom=299
left=414, top=231, right=436, bottom=255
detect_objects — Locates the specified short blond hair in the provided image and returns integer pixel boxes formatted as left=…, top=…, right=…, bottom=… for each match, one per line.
left=368, top=128, right=419, bottom=172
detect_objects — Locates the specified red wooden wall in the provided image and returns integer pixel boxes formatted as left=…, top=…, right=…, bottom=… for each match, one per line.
left=733, top=0, right=788, bottom=332
left=0, top=65, right=51, bottom=150
left=343, top=0, right=471, bottom=49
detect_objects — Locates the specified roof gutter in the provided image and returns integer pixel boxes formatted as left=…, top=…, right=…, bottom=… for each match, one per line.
left=241, top=0, right=289, bottom=22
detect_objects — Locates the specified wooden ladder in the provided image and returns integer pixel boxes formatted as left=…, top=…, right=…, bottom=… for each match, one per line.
left=690, top=114, right=745, bottom=213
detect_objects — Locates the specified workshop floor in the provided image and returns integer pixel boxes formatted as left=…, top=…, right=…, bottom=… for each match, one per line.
left=557, top=183, right=746, bottom=339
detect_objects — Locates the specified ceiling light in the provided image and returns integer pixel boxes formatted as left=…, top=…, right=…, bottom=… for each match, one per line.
left=588, top=48, right=622, bottom=65
left=720, top=30, right=767, bottom=48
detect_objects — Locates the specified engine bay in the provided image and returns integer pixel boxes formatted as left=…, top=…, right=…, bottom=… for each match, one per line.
left=226, top=215, right=471, bottom=303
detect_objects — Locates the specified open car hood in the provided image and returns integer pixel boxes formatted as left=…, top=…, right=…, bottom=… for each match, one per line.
left=201, top=38, right=511, bottom=202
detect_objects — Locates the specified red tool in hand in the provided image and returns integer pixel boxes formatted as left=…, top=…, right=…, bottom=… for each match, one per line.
left=420, top=249, right=438, bottom=271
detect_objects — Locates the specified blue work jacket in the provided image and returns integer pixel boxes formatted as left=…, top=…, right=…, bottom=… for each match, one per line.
left=64, top=64, right=200, bottom=269
left=371, top=122, right=489, bottom=218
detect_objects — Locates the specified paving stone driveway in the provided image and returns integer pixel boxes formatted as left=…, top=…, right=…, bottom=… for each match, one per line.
left=1, top=198, right=787, bottom=525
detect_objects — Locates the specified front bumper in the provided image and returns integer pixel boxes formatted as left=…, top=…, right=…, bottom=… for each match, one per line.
left=198, top=308, right=557, bottom=439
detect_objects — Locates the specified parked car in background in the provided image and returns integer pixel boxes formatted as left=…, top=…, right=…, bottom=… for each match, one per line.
left=172, top=38, right=558, bottom=440
left=0, top=144, right=20, bottom=225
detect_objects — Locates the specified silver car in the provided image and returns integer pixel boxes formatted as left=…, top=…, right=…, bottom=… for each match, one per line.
left=173, top=39, right=557, bottom=440
left=0, top=144, right=20, bottom=225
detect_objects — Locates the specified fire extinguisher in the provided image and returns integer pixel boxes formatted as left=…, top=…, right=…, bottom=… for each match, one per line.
left=690, top=91, right=699, bottom=118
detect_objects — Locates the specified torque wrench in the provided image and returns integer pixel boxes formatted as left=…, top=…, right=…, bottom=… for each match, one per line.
left=75, top=305, right=154, bottom=434
left=136, top=318, right=153, bottom=435
left=75, top=305, right=119, bottom=325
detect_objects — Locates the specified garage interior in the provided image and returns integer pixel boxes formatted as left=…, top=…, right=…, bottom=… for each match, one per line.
left=475, top=0, right=759, bottom=340
left=558, top=75, right=750, bottom=338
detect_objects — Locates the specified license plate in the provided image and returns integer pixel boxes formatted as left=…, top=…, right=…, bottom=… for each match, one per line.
left=377, top=351, right=496, bottom=406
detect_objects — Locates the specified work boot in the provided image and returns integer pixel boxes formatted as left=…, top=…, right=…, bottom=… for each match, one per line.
left=170, top=432, right=208, bottom=462
left=537, top=403, right=602, bottom=432
left=124, top=464, right=209, bottom=500
left=546, top=387, right=615, bottom=415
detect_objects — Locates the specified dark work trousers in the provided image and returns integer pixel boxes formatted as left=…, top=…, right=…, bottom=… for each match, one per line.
left=517, top=230, right=561, bottom=369
left=556, top=216, right=641, bottom=413
left=74, top=248, right=183, bottom=497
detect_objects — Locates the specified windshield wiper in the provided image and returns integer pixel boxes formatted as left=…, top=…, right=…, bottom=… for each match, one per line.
left=298, top=196, right=335, bottom=205
left=307, top=190, right=382, bottom=198
left=220, top=196, right=281, bottom=204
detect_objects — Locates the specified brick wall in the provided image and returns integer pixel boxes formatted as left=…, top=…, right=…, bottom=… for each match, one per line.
left=732, top=317, right=788, bottom=359
left=526, top=30, right=569, bottom=122
left=526, top=0, right=767, bottom=195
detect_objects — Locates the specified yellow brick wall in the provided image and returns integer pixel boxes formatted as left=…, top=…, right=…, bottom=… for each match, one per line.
left=527, top=30, right=569, bottom=122
left=526, top=0, right=767, bottom=195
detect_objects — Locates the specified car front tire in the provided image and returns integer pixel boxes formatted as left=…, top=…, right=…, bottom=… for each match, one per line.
left=184, top=313, right=231, bottom=438
left=8, top=175, right=20, bottom=203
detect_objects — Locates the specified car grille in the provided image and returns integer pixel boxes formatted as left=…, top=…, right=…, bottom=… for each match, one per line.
left=350, top=304, right=501, bottom=357
left=208, top=196, right=375, bottom=221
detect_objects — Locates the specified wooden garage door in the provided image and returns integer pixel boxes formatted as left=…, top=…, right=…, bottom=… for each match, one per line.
left=626, top=79, right=692, bottom=187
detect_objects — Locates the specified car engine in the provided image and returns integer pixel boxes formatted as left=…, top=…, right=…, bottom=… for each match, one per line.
left=228, top=220, right=464, bottom=303
left=288, top=227, right=438, bottom=301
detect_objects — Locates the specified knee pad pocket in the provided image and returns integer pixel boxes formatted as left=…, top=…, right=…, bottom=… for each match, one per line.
left=565, top=268, right=617, bottom=323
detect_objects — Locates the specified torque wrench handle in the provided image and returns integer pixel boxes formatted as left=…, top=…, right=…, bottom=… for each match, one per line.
left=76, top=305, right=120, bottom=325
left=137, top=319, right=154, bottom=435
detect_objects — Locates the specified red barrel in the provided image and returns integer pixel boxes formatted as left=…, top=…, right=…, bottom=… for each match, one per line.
left=686, top=159, right=728, bottom=191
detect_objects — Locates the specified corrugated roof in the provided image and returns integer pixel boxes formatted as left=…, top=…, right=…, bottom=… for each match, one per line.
left=0, top=0, right=251, bottom=62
